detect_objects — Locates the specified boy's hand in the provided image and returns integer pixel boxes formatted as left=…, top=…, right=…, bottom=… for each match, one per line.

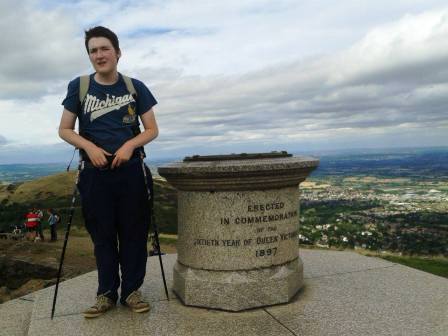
left=112, top=142, right=135, bottom=169
left=85, top=144, right=112, bottom=168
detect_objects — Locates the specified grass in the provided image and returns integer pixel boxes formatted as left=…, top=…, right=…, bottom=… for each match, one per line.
left=158, top=235, right=177, bottom=245
left=68, top=226, right=91, bottom=237
left=9, top=171, right=75, bottom=204
left=378, top=255, right=448, bottom=278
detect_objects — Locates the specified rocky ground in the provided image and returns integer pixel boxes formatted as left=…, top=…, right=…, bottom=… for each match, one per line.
left=0, top=229, right=177, bottom=304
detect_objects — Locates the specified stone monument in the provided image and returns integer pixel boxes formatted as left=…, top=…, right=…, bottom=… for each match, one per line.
left=158, top=151, right=319, bottom=311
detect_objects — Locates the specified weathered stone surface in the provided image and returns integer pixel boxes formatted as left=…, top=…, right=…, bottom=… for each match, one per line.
left=29, top=255, right=177, bottom=321
left=27, top=254, right=294, bottom=336
left=2, top=251, right=447, bottom=336
left=177, top=187, right=300, bottom=270
left=266, top=260, right=448, bottom=336
left=28, top=299, right=294, bottom=336
left=158, top=155, right=319, bottom=191
left=173, top=258, right=303, bottom=311
left=299, top=249, right=395, bottom=278
left=0, top=294, right=35, bottom=336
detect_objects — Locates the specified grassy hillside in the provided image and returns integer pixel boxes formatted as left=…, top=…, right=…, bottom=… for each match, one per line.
left=379, top=255, right=448, bottom=278
left=0, top=172, right=178, bottom=234
left=9, top=171, right=75, bottom=205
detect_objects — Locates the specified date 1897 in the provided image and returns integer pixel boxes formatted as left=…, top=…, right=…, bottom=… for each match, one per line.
left=255, top=247, right=277, bottom=257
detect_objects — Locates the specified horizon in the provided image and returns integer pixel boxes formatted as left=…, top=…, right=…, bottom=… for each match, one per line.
left=0, top=145, right=446, bottom=166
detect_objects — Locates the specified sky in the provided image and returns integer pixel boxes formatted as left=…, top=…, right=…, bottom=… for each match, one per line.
left=1, top=0, right=448, bottom=163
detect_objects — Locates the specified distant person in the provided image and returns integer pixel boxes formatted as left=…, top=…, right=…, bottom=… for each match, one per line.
left=24, top=209, right=38, bottom=241
left=35, top=208, right=45, bottom=241
left=58, top=26, right=158, bottom=318
left=47, top=208, right=58, bottom=242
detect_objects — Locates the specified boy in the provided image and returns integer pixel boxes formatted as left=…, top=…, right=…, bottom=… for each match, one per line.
left=58, top=26, right=159, bottom=318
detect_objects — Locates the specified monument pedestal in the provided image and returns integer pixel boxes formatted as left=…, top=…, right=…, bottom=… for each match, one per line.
left=159, top=152, right=318, bottom=311
left=173, top=258, right=303, bottom=311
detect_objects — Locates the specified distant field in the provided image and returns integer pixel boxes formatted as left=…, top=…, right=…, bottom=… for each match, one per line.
left=343, top=177, right=411, bottom=183
left=300, top=181, right=331, bottom=189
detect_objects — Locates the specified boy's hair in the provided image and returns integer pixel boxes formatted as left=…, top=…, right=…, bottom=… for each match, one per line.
left=84, top=26, right=120, bottom=53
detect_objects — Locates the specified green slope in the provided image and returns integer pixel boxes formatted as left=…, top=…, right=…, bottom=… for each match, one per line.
left=380, top=255, right=448, bottom=278
left=0, top=172, right=178, bottom=234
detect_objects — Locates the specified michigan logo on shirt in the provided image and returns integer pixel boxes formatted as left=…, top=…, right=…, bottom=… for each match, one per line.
left=83, top=93, right=135, bottom=122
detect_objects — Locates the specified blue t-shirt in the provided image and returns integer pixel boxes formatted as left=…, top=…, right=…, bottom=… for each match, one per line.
left=62, top=73, right=157, bottom=154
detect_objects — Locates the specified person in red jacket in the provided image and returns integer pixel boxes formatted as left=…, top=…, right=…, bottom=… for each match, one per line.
left=24, top=209, right=39, bottom=241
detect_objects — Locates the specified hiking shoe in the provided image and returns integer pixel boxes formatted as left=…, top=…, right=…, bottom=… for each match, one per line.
left=124, top=290, right=150, bottom=313
left=83, top=294, right=115, bottom=318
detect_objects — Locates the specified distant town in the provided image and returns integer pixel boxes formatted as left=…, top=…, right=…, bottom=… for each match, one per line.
left=299, top=174, right=448, bottom=255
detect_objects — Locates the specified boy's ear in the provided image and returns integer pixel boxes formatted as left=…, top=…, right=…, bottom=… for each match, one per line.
left=117, top=49, right=122, bottom=60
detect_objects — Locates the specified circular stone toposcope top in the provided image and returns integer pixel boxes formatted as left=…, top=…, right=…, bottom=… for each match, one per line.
left=158, top=154, right=319, bottom=191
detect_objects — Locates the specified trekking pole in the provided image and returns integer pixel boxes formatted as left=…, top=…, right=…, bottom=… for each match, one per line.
left=51, top=161, right=83, bottom=319
left=140, top=153, right=170, bottom=301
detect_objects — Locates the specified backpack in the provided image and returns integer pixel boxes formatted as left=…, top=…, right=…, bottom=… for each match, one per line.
left=54, top=213, right=61, bottom=224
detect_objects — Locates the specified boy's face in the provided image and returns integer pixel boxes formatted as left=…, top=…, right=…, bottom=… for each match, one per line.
left=87, top=37, right=121, bottom=76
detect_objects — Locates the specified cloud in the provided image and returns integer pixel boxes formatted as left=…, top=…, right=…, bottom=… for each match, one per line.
left=0, top=134, right=7, bottom=146
left=328, top=9, right=448, bottom=87
left=0, top=1, right=88, bottom=99
left=0, top=142, right=76, bottom=164
left=143, top=8, right=448, bottom=151
left=0, top=93, right=67, bottom=146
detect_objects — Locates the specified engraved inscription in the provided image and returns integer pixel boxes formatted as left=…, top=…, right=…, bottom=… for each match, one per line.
left=221, top=217, right=230, bottom=225
left=280, top=231, right=298, bottom=240
left=193, top=239, right=220, bottom=246
left=193, top=200, right=298, bottom=258
left=255, top=247, right=277, bottom=257
left=222, top=239, right=241, bottom=247
left=248, top=202, right=285, bottom=212
left=256, top=235, right=279, bottom=244
left=234, top=210, right=297, bottom=224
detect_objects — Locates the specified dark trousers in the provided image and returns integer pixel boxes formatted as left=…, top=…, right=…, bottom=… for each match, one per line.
left=77, top=159, right=152, bottom=303
left=37, top=223, right=45, bottom=240
left=50, top=225, right=57, bottom=241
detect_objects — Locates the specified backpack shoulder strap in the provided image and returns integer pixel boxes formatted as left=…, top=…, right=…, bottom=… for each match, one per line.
left=79, top=74, right=136, bottom=101
left=122, top=74, right=137, bottom=98
left=121, top=74, right=143, bottom=149
left=79, top=75, right=90, bottom=104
